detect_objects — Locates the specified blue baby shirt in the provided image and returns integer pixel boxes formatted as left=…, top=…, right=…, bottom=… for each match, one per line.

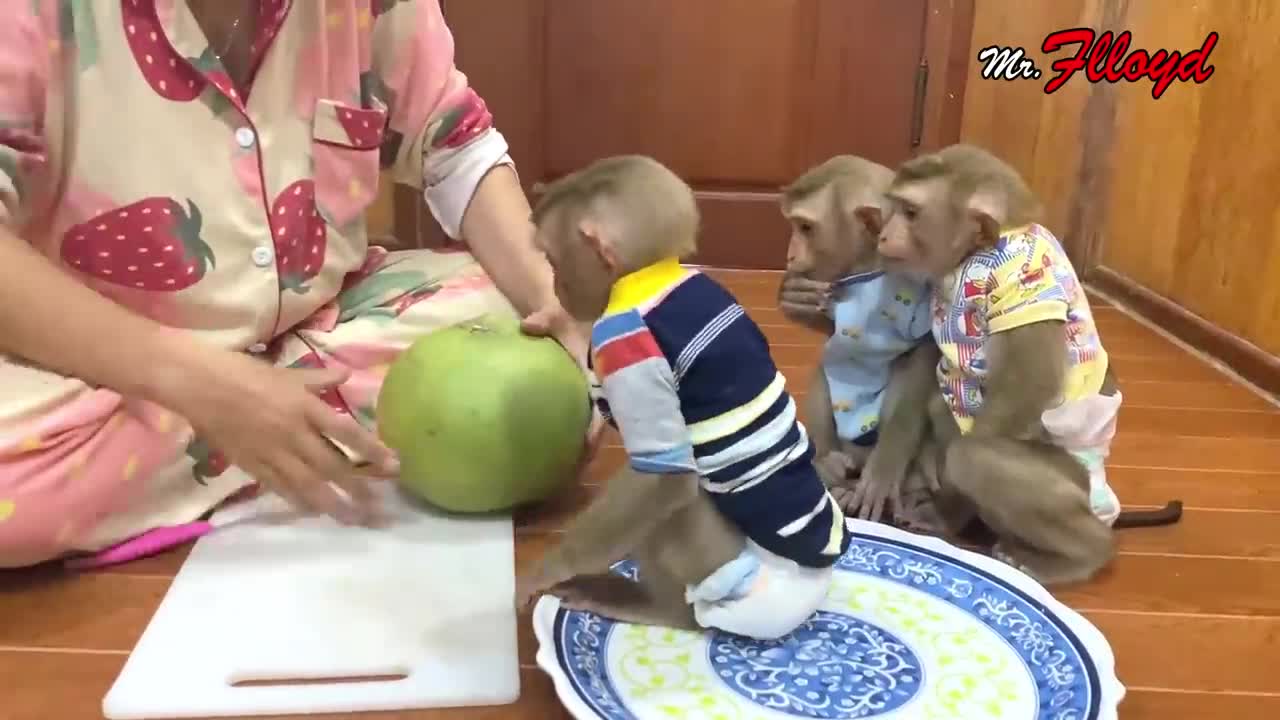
left=822, top=270, right=932, bottom=444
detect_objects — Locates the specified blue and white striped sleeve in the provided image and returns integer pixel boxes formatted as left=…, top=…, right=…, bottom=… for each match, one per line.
left=592, top=311, right=696, bottom=475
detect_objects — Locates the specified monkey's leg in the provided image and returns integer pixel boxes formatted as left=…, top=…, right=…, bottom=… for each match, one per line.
left=554, top=494, right=744, bottom=631
left=945, top=436, right=1114, bottom=586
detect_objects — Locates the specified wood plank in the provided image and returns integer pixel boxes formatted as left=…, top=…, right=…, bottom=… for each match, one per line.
left=1112, top=508, right=1280, bottom=561
left=1084, top=612, right=1280, bottom=695
left=1109, top=435, right=1280, bottom=474
left=1093, top=267, right=1280, bottom=398
left=1119, top=690, right=1280, bottom=720
left=1117, top=407, right=1280, bottom=440
left=1056, top=554, right=1280, bottom=617
left=0, top=569, right=165, bottom=651
left=0, top=650, right=571, bottom=720
left=1108, top=466, right=1280, bottom=512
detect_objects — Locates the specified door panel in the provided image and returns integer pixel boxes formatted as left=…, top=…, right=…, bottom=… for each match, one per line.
left=440, top=0, right=931, bottom=269
left=543, top=1, right=814, bottom=186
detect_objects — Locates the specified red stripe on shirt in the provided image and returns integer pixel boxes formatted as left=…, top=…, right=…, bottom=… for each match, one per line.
left=594, top=330, right=664, bottom=378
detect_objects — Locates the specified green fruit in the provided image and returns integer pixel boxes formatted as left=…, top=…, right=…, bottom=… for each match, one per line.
left=377, top=316, right=590, bottom=513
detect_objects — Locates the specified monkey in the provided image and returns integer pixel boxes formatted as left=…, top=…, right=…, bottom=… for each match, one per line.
left=776, top=156, right=952, bottom=529
left=849, top=143, right=1178, bottom=585
left=514, top=155, right=851, bottom=638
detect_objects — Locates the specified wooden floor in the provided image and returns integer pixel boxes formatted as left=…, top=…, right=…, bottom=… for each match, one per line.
left=3, top=268, right=1279, bottom=719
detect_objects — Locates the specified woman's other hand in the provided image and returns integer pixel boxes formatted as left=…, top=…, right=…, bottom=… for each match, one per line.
left=156, top=345, right=399, bottom=525
left=521, top=303, right=589, bottom=368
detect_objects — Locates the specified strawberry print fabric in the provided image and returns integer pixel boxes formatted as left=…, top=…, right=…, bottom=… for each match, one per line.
left=0, top=0, right=517, bottom=568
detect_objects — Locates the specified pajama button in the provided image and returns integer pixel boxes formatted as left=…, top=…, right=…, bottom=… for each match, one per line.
left=235, top=127, right=256, bottom=149
left=248, top=343, right=267, bottom=354
left=251, top=246, right=274, bottom=267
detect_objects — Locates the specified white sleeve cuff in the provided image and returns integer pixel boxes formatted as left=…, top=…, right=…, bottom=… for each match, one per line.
left=422, top=128, right=516, bottom=241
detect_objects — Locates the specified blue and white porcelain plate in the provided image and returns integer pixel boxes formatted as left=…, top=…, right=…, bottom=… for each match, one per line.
left=533, top=519, right=1124, bottom=720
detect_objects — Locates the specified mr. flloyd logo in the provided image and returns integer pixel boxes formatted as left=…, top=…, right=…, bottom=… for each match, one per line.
left=977, top=28, right=1218, bottom=99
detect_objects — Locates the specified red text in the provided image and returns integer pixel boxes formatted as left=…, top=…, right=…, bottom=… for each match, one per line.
left=1041, top=28, right=1218, bottom=99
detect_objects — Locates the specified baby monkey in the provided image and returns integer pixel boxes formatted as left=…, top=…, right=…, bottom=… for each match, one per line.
left=778, top=157, right=942, bottom=527
left=515, top=155, right=852, bottom=639
left=858, top=143, right=1178, bottom=585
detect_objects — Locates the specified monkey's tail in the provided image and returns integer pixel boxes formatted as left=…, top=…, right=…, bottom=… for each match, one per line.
left=1113, top=500, right=1183, bottom=529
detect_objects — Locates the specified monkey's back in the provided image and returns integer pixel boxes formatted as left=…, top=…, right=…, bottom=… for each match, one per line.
left=604, top=269, right=853, bottom=568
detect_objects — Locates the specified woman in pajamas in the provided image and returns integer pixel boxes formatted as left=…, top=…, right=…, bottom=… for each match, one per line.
left=0, top=0, right=592, bottom=568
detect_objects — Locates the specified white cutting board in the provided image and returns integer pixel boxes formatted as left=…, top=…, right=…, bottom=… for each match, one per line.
left=102, top=483, right=520, bottom=719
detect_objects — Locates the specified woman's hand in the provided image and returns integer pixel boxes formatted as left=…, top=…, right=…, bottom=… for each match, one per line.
left=522, top=304, right=605, bottom=482
left=778, top=272, right=835, bottom=334
left=156, top=346, right=399, bottom=525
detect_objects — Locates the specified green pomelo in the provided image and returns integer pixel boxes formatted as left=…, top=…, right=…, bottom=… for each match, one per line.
left=377, top=317, right=590, bottom=514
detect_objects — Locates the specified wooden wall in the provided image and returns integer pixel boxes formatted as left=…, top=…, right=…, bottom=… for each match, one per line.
left=959, top=0, right=1280, bottom=389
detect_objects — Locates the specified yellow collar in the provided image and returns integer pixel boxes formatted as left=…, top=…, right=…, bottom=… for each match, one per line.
left=605, top=257, right=686, bottom=314
left=1000, top=223, right=1035, bottom=237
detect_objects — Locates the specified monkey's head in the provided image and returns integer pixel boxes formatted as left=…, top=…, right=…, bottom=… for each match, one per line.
left=862, top=144, right=1042, bottom=279
left=780, top=156, right=893, bottom=282
left=531, top=155, right=700, bottom=322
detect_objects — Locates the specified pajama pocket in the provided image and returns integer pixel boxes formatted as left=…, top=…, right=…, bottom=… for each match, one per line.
left=311, top=98, right=387, bottom=228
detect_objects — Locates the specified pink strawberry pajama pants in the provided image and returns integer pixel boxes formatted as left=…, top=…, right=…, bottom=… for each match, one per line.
left=0, top=248, right=515, bottom=569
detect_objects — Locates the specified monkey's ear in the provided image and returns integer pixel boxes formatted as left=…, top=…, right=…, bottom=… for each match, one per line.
left=577, top=218, right=620, bottom=272
left=853, top=205, right=884, bottom=236
left=966, top=188, right=1006, bottom=247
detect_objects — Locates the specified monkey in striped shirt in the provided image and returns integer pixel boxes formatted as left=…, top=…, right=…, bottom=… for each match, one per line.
left=515, top=156, right=849, bottom=639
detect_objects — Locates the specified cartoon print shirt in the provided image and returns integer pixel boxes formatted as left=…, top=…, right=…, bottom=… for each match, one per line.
left=0, top=0, right=510, bottom=355
left=822, top=271, right=932, bottom=444
left=931, top=223, right=1109, bottom=431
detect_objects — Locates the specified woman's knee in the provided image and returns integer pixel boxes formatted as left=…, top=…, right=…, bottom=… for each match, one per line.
left=0, top=390, right=193, bottom=567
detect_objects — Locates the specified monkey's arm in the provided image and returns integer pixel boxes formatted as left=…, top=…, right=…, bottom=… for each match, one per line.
left=847, top=338, right=941, bottom=520
left=865, top=338, right=942, bottom=478
left=972, top=320, right=1067, bottom=438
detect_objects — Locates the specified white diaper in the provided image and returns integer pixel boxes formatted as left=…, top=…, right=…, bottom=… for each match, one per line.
left=685, top=541, right=833, bottom=640
left=1040, top=391, right=1124, bottom=526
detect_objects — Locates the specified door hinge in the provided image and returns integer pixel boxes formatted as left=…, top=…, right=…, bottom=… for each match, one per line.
left=911, top=60, right=929, bottom=148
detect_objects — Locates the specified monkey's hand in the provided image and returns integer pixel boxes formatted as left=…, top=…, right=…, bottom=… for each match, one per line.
left=845, top=464, right=901, bottom=523
left=778, top=272, right=835, bottom=335
left=815, top=450, right=859, bottom=490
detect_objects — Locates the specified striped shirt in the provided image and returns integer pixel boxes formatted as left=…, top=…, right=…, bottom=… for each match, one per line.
left=588, top=258, right=851, bottom=568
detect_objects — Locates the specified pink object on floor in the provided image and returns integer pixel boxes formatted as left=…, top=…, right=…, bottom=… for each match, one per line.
left=64, top=483, right=261, bottom=570
left=64, top=522, right=215, bottom=570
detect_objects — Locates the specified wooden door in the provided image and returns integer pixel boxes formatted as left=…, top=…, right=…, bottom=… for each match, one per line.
left=409, top=0, right=969, bottom=269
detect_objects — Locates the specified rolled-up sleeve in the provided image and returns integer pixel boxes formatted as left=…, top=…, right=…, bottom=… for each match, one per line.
left=370, top=0, right=515, bottom=241
left=0, top=8, right=50, bottom=227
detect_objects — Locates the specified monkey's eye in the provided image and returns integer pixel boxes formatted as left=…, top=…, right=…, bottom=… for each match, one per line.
left=797, top=221, right=814, bottom=235
left=901, top=205, right=919, bottom=221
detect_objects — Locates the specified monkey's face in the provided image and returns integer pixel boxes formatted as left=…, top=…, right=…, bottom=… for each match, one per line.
left=874, top=180, right=975, bottom=280
left=782, top=189, right=872, bottom=282
left=534, top=211, right=615, bottom=322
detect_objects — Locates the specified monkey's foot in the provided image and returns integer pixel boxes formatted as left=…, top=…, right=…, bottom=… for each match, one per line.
left=990, top=543, right=1036, bottom=576
left=552, top=574, right=648, bottom=610
left=553, top=575, right=698, bottom=630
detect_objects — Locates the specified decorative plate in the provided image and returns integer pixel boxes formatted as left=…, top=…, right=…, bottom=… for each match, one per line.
left=533, top=519, right=1124, bottom=720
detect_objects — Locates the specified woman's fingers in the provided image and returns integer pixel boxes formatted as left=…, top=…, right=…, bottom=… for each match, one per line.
left=312, top=403, right=400, bottom=476
left=251, top=461, right=313, bottom=517
left=285, top=427, right=370, bottom=524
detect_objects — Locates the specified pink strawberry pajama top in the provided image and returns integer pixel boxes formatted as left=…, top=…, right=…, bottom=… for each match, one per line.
left=0, top=0, right=521, bottom=568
